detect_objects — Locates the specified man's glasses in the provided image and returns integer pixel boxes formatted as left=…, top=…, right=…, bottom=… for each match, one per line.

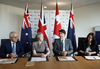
left=12, top=36, right=18, bottom=39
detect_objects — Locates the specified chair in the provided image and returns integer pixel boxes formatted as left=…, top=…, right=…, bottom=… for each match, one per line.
left=30, top=38, right=47, bottom=57
left=77, top=37, right=86, bottom=56
left=0, top=39, right=10, bottom=58
left=1, top=39, right=19, bottom=45
left=1, top=39, right=10, bottom=45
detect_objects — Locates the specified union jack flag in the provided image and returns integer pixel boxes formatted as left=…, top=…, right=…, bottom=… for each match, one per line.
left=37, top=3, right=49, bottom=48
left=21, top=3, right=32, bottom=53
left=23, top=3, right=30, bottom=29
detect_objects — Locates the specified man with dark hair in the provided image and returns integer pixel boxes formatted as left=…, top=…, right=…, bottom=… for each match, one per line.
left=53, top=29, right=73, bottom=56
left=59, top=29, right=66, bottom=34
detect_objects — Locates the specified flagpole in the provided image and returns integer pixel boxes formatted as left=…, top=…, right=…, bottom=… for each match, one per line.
left=25, top=0, right=28, bottom=8
left=41, top=0, right=43, bottom=4
left=26, top=0, right=28, bottom=3
left=71, top=0, right=72, bottom=4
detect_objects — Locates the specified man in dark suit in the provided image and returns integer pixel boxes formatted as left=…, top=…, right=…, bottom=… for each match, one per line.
left=0, top=31, right=24, bottom=58
left=53, top=29, right=73, bottom=56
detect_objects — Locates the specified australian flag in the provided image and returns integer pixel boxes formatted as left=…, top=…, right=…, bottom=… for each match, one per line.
left=20, top=3, right=32, bottom=53
left=67, top=4, right=77, bottom=52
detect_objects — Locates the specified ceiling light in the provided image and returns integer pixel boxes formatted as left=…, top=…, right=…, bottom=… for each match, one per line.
left=44, top=6, right=47, bottom=8
left=58, top=3, right=60, bottom=4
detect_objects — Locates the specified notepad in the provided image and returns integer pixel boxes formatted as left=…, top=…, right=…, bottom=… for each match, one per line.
left=84, top=56, right=95, bottom=60
left=94, top=56, right=100, bottom=60
left=0, top=58, right=17, bottom=64
left=58, top=56, right=75, bottom=61
left=5, top=58, right=17, bottom=64
left=0, top=59, right=7, bottom=64
left=84, top=56, right=100, bottom=60
left=58, top=56, right=67, bottom=61
left=25, top=61, right=35, bottom=66
left=31, top=57, right=46, bottom=62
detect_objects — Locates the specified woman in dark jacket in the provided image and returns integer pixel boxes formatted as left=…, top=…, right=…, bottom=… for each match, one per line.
left=78, top=33, right=99, bottom=56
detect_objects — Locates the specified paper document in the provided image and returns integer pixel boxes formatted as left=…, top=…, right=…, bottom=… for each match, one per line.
left=0, top=59, right=7, bottom=64
left=31, top=57, right=46, bottom=62
left=58, top=56, right=67, bottom=60
left=85, top=56, right=95, bottom=60
left=0, top=58, right=17, bottom=64
left=66, top=57, right=75, bottom=61
left=25, top=61, right=35, bottom=66
left=58, top=56, right=75, bottom=61
left=5, top=58, right=17, bottom=64
left=94, top=56, right=100, bottom=60
left=84, top=56, right=100, bottom=60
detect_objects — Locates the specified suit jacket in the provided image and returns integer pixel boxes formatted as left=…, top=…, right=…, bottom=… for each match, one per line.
left=77, top=40, right=99, bottom=56
left=53, top=38, right=73, bottom=56
left=0, top=40, right=24, bottom=58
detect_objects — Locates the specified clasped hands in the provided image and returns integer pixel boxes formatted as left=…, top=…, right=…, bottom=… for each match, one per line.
left=79, top=50, right=92, bottom=56
left=8, top=53, right=17, bottom=58
left=40, top=53, right=47, bottom=58
left=85, top=52, right=92, bottom=56
left=60, top=51, right=68, bottom=56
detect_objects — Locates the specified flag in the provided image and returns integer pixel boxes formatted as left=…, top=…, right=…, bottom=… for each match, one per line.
left=20, top=3, right=32, bottom=53
left=52, top=3, right=62, bottom=46
left=37, top=3, right=49, bottom=48
left=67, top=4, right=77, bottom=52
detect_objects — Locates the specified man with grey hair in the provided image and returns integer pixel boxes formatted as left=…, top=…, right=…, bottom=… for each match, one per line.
left=0, top=31, right=24, bottom=58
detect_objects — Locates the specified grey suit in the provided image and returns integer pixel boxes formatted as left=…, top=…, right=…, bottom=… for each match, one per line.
left=53, top=38, right=73, bottom=56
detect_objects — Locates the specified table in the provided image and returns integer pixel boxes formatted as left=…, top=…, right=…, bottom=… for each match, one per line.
left=0, top=56, right=100, bottom=69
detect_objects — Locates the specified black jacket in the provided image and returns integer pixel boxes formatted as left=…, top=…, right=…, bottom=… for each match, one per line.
left=77, top=40, right=99, bottom=56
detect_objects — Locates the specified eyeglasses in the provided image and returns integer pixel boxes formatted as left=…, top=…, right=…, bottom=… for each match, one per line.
left=12, top=36, right=18, bottom=39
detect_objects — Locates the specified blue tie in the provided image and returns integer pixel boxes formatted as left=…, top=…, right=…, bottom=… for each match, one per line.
left=61, top=40, right=63, bottom=51
left=12, top=43, right=16, bottom=53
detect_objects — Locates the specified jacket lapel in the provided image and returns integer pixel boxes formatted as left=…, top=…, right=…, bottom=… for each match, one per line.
left=58, top=39, right=62, bottom=51
left=65, top=39, right=68, bottom=51
left=16, top=42, right=18, bottom=53
left=9, top=40, right=12, bottom=53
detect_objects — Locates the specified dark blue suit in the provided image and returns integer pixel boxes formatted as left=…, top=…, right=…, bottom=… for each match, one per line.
left=0, top=40, right=24, bottom=58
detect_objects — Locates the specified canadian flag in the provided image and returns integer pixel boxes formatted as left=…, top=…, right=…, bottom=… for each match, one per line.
left=52, top=3, right=62, bottom=46
left=37, top=3, right=49, bottom=48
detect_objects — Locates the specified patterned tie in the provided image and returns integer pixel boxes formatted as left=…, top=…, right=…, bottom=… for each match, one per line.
left=61, top=40, right=63, bottom=51
left=12, top=43, right=16, bottom=53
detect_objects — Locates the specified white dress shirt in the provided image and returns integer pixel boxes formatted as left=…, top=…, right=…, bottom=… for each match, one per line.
left=85, top=46, right=92, bottom=52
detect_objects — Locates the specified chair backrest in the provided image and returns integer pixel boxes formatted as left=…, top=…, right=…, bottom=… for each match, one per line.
left=31, top=38, right=47, bottom=57
left=53, top=39, right=58, bottom=56
left=1, top=39, right=10, bottom=45
left=78, top=37, right=86, bottom=47
left=1, top=39, right=19, bottom=45
left=77, top=37, right=86, bottom=53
